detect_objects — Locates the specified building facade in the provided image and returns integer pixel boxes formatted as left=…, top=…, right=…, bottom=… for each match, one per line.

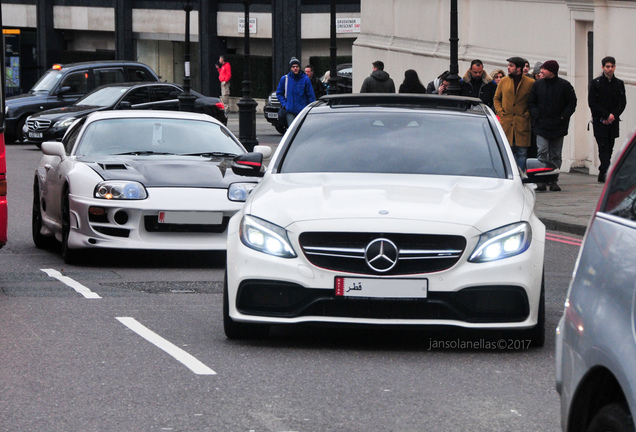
left=2, top=0, right=360, bottom=98
left=353, top=0, right=636, bottom=174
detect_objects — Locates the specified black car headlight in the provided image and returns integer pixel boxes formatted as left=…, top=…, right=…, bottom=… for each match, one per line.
left=53, top=117, right=77, bottom=129
left=228, top=182, right=258, bottom=202
left=468, top=222, right=531, bottom=263
left=239, top=215, right=296, bottom=258
left=94, top=181, right=148, bottom=200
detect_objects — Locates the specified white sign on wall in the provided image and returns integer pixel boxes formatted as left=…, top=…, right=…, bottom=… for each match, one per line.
left=238, top=18, right=257, bottom=34
left=336, top=18, right=361, bottom=34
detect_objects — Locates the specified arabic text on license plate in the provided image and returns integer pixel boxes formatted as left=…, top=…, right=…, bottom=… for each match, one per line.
left=158, top=211, right=223, bottom=225
left=29, top=132, right=43, bottom=138
left=267, top=112, right=278, bottom=119
left=335, top=277, right=428, bottom=299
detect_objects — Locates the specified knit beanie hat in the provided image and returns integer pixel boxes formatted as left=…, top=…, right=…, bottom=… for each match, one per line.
left=541, top=60, right=559, bottom=75
left=289, top=57, right=300, bottom=67
left=532, top=61, right=542, bottom=75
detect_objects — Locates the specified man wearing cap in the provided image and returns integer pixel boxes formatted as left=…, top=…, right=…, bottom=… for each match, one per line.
left=588, top=56, right=627, bottom=183
left=276, top=57, right=316, bottom=126
left=528, top=60, right=577, bottom=191
left=494, top=56, right=536, bottom=171
left=360, top=60, right=395, bottom=93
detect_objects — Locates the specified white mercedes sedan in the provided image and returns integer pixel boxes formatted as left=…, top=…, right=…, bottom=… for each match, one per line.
left=224, top=94, right=558, bottom=345
left=32, top=110, right=269, bottom=263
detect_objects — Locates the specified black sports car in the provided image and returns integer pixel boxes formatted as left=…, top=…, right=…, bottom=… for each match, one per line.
left=24, top=82, right=227, bottom=147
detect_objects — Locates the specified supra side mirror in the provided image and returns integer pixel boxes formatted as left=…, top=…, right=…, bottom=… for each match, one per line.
left=232, top=152, right=265, bottom=177
left=41, top=141, right=67, bottom=159
left=523, top=158, right=560, bottom=184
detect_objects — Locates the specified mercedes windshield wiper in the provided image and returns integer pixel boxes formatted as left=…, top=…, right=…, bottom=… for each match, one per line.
left=179, top=152, right=238, bottom=158
left=113, top=151, right=176, bottom=156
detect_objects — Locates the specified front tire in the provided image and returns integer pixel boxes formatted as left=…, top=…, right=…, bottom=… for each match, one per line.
left=587, top=404, right=635, bottom=432
left=223, top=272, right=269, bottom=339
left=61, top=191, right=79, bottom=264
left=275, top=124, right=287, bottom=135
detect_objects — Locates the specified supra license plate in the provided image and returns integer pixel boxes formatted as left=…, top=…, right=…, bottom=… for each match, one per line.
left=266, top=112, right=278, bottom=119
left=29, top=132, right=43, bottom=138
left=335, top=277, right=428, bottom=299
left=158, top=211, right=223, bottom=225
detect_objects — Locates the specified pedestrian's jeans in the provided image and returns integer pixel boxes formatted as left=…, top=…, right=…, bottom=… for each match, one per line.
left=512, top=144, right=528, bottom=172
left=536, top=135, right=564, bottom=169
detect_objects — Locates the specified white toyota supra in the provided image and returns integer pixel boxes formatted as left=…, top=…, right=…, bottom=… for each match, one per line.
left=32, top=110, right=270, bottom=263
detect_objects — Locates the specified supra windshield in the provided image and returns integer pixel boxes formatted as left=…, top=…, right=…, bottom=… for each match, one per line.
left=280, top=111, right=507, bottom=178
left=31, top=70, right=63, bottom=92
left=75, top=87, right=128, bottom=107
left=76, top=118, right=244, bottom=157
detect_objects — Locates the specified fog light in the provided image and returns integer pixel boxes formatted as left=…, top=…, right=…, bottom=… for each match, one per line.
left=114, top=210, right=129, bottom=225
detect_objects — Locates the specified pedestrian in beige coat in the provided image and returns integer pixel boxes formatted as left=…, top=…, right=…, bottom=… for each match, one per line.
left=493, top=56, right=535, bottom=171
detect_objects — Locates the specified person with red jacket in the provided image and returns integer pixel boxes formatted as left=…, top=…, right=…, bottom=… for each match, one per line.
left=216, top=55, right=231, bottom=113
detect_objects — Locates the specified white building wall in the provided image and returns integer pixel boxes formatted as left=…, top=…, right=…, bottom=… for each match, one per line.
left=354, top=0, right=636, bottom=173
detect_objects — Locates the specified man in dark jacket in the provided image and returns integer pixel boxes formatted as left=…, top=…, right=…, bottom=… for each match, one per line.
left=460, top=59, right=497, bottom=109
left=528, top=60, right=577, bottom=191
left=360, top=60, right=395, bottom=93
left=305, top=64, right=325, bottom=99
left=588, top=56, right=627, bottom=183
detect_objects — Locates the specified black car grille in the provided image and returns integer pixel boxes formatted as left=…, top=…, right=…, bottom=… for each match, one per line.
left=26, top=119, right=51, bottom=131
left=299, top=232, right=466, bottom=275
left=143, top=215, right=229, bottom=233
left=268, top=94, right=282, bottom=108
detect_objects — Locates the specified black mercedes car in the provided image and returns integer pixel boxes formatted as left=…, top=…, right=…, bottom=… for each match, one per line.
left=5, top=60, right=160, bottom=143
left=24, top=82, right=227, bottom=147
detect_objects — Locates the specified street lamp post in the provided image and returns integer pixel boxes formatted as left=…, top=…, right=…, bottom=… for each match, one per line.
left=178, top=0, right=196, bottom=111
left=327, top=0, right=339, bottom=95
left=446, top=0, right=461, bottom=96
left=237, top=0, right=258, bottom=151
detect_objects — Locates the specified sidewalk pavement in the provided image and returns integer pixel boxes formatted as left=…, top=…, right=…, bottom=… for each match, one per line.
left=228, top=113, right=599, bottom=237
left=534, top=170, right=603, bottom=236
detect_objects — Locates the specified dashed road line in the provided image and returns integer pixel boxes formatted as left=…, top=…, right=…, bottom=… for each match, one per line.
left=116, top=317, right=216, bottom=376
left=41, top=268, right=102, bottom=299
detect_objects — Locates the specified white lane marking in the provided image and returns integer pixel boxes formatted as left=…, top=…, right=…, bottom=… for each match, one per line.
left=116, top=317, right=216, bottom=376
left=41, top=268, right=102, bottom=299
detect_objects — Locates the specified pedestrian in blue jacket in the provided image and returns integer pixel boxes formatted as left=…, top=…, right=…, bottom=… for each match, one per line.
left=276, top=57, right=316, bottom=127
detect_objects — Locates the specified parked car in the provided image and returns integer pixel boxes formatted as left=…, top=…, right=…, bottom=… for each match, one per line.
left=225, top=93, right=558, bottom=340
left=555, top=128, right=636, bottom=431
left=32, top=110, right=270, bottom=264
left=263, top=64, right=353, bottom=135
left=23, top=82, right=227, bottom=147
left=5, top=61, right=160, bottom=143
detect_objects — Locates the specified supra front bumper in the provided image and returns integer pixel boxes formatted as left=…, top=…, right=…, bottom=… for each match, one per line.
left=226, top=225, right=545, bottom=329
left=64, top=188, right=243, bottom=250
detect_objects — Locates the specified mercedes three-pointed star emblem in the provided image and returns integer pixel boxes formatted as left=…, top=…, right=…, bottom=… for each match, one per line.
left=364, top=238, right=398, bottom=272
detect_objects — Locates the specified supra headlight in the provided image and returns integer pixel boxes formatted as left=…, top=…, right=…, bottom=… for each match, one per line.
left=469, top=222, right=531, bottom=263
left=228, top=182, right=258, bottom=202
left=239, top=215, right=297, bottom=258
left=94, top=181, right=147, bottom=200
left=54, top=117, right=76, bottom=128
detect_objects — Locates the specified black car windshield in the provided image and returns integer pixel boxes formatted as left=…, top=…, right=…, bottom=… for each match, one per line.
left=280, top=110, right=506, bottom=178
left=75, top=118, right=243, bottom=157
left=76, top=87, right=128, bottom=107
left=31, top=70, right=64, bottom=92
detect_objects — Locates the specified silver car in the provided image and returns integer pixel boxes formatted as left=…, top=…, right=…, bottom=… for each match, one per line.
left=556, top=128, right=636, bottom=431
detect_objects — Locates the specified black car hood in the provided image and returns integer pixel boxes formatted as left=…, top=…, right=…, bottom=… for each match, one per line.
left=81, top=155, right=249, bottom=188
left=29, top=105, right=104, bottom=121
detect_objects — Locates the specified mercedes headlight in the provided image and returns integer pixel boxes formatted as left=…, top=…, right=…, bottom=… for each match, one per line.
left=54, top=117, right=77, bottom=128
left=239, top=215, right=296, bottom=258
left=468, top=222, right=531, bottom=263
left=228, top=182, right=258, bottom=202
left=94, top=181, right=147, bottom=200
